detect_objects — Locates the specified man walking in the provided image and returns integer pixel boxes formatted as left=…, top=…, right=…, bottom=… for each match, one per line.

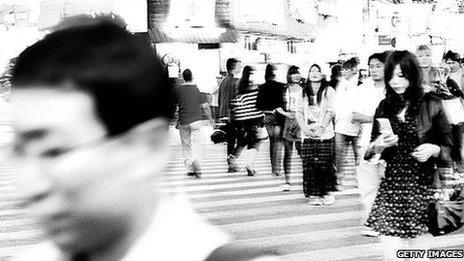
left=173, top=69, right=213, bottom=178
left=352, top=52, right=388, bottom=237
left=334, top=57, right=360, bottom=189
left=218, top=58, right=241, bottom=172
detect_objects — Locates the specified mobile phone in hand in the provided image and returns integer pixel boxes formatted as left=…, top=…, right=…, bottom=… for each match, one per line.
left=376, top=118, right=393, bottom=134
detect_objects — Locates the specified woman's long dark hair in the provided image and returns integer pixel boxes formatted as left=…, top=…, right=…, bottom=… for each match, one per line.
left=286, top=65, right=300, bottom=84
left=304, top=64, right=331, bottom=106
left=237, top=65, right=254, bottom=95
left=383, top=50, right=424, bottom=117
left=329, top=64, right=341, bottom=89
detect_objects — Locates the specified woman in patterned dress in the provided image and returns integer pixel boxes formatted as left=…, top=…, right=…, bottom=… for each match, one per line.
left=296, top=64, right=337, bottom=205
left=364, top=51, right=453, bottom=260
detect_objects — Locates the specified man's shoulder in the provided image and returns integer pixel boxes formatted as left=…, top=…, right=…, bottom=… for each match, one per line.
left=205, top=244, right=281, bottom=261
left=12, top=242, right=62, bottom=261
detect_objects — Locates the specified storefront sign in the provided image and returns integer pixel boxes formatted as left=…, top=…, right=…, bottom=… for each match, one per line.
left=234, top=0, right=285, bottom=26
left=164, top=0, right=216, bottom=28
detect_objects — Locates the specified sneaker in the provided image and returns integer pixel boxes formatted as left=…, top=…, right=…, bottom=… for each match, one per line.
left=245, top=166, right=257, bottom=176
left=186, top=172, right=201, bottom=179
left=361, top=226, right=379, bottom=237
left=280, top=183, right=291, bottom=192
left=308, top=196, right=323, bottom=205
left=322, top=194, right=336, bottom=205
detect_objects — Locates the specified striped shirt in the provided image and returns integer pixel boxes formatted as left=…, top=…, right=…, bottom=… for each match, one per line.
left=230, top=89, right=264, bottom=121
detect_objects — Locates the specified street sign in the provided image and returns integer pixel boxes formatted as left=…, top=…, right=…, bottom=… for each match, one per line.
left=378, top=35, right=396, bottom=47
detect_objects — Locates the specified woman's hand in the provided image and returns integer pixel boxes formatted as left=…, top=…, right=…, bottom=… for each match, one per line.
left=308, top=124, right=323, bottom=137
left=411, top=143, right=441, bottom=162
left=285, top=112, right=295, bottom=119
left=373, top=133, right=398, bottom=153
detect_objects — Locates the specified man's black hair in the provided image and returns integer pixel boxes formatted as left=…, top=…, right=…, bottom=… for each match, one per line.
left=341, top=57, right=359, bottom=70
left=443, top=50, right=461, bottom=62
left=11, top=16, right=174, bottom=137
left=182, top=69, right=192, bottom=82
left=226, top=58, right=239, bottom=73
left=368, top=52, right=388, bottom=65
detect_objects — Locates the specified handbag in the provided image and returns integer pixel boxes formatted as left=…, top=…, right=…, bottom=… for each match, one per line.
left=427, top=170, right=464, bottom=236
left=442, top=98, right=464, bottom=125
left=283, top=117, right=301, bottom=141
left=256, top=126, right=269, bottom=140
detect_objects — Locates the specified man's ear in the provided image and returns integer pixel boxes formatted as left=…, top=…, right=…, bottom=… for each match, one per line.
left=120, top=118, right=172, bottom=181
left=120, top=118, right=170, bottom=147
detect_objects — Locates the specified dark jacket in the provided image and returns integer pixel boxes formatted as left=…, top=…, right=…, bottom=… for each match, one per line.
left=366, top=93, right=453, bottom=167
left=256, top=80, right=286, bottom=126
left=218, top=75, right=239, bottom=118
left=256, top=80, right=285, bottom=111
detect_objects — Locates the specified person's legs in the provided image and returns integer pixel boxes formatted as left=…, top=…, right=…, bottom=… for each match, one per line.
left=318, top=139, right=337, bottom=205
left=227, top=121, right=242, bottom=172
left=380, top=235, right=408, bottom=261
left=357, top=146, right=383, bottom=224
left=179, top=124, right=194, bottom=173
left=350, top=136, right=360, bottom=165
left=283, top=139, right=293, bottom=185
left=244, top=123, right=260, bottom=176
left=273, top=127, right=285, bottom=176
left=190, top=121, right=203, bottom=177
left=226, top=120, right=237, bottom=156
left=408, top=234, right=432, bottom=260
left=265, top=123, right=277, bottom=173
left=335, top=133, right=349, bottom=188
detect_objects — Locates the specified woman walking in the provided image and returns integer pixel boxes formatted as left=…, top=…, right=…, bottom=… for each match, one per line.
left=229, top=65, right=265, bottom=176
left=257, top=64, right=286, bottom=177
left=364, top=51, right=453, bottom=260
left=296, top=64, right=337, bottom=205
left=279, top=66, right=304, bottom=191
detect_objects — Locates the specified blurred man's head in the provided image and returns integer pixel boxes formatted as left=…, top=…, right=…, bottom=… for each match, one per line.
left=443, top=50, right=461, bottom=73
left=10, top=16, right=174, bottom=255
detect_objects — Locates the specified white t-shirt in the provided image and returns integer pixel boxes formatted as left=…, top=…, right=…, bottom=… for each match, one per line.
left=334, top=77, right=360, bottom=136
left=353, top=78, right=386, bottom=147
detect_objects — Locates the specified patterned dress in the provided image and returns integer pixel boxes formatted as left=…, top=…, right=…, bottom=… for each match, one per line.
left=366, top=112, right=435, bottom=238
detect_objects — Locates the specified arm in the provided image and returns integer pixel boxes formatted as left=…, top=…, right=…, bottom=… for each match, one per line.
left=275, top=107, right=293, bottom=118
left=201, top=103, right=214, bottom=124
left=320, top=87, right=336, bottom=129
left=364, top=102, right=385, bottom=160
left=295, top=96, right=312, bottom=136
left=430, top=98, right=453, bottom=164
left=352, top=112, right=373, bottom=123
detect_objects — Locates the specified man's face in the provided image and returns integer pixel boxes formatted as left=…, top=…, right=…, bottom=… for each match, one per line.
left=369, top=59, right=385, bottom=81
left=445, top=59, right=461, bottom=72
left=11, top=88, right=147, bottom=253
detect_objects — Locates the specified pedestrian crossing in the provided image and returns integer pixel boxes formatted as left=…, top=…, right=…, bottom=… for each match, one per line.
left=164, top=141, right=464, bottom=261
left=1, top=140, right=464, bottom=260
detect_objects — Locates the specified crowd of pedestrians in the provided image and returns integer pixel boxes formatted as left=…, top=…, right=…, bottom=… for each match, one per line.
left=173, top=47, right=464, bottom=259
